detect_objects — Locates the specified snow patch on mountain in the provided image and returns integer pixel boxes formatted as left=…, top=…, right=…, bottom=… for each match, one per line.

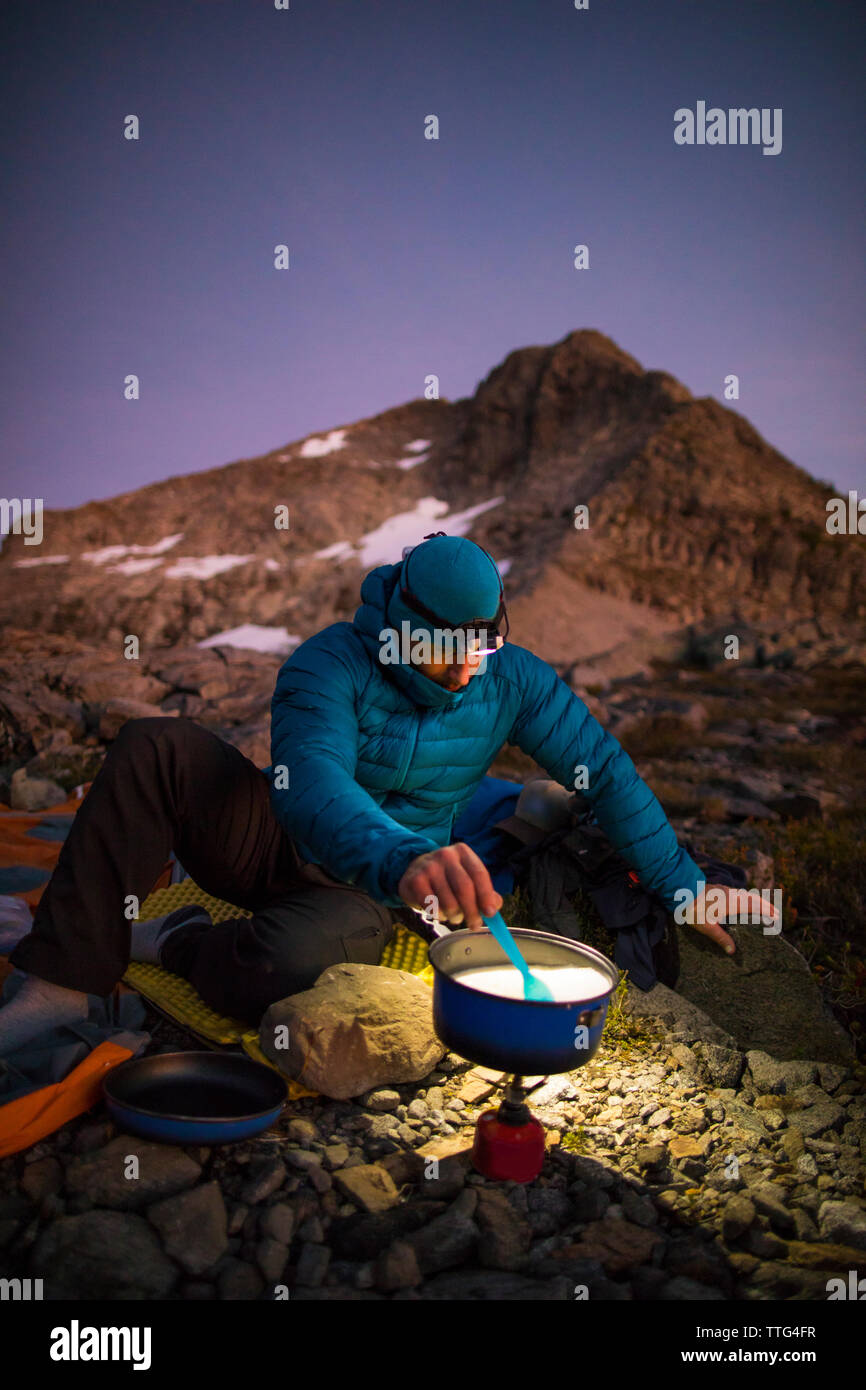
left=300, top=429, right=348, bottom=458
left=356, top=495, right=504, bottom=567
left=164, top=555, right=255, bottom=580
left=13, top=554, right=70, bottom=567
left=82, top=534, right=184, bottom=565
left=314, top=541, right=356, bottom=562
left=107, top=558, right=164, bottom=576
left=197, top=624, right=301, bottom=656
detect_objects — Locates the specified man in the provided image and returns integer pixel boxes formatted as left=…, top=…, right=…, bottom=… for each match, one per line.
left=0, top=534, right=774, bottom=1053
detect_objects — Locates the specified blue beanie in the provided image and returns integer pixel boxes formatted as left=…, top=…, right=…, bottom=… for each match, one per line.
left=386, top=535, right=503, bottom=634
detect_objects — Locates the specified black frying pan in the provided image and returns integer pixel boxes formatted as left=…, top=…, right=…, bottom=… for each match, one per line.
left=103, top=1050, right=288, bottom=1144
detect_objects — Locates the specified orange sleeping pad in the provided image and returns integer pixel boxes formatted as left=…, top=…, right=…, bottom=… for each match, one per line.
left=0, top=782, right=173, bottom=1156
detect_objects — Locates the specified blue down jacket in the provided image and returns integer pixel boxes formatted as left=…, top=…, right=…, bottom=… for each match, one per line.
left=266, top=561, right=705, bottom=910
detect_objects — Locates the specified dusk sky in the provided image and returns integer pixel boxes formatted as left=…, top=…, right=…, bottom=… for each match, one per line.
left=1, top=0, right=863, bottom=518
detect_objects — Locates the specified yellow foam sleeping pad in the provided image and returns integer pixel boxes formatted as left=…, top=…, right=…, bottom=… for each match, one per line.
left=123, top=879, right=435, bottom=1101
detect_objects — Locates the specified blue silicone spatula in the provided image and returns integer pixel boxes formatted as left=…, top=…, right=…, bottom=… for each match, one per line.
left=482, top=911, right=555, bottom=1002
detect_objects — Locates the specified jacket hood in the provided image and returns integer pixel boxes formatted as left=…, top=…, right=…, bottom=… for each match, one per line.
left=353, top=562, right=480, bottom=709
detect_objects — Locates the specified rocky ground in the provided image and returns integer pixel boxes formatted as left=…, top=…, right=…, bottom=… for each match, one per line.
left=1, top=994, right=865, bottom=1301
left=1, top=625, right=864, bottom=1301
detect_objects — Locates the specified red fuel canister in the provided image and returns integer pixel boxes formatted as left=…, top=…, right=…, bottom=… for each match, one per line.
left=471, top=1104, right=546, bottom=1182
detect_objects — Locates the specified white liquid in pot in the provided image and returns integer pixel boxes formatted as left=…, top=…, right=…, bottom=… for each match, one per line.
left=454, top=963, right=611, bottom=1002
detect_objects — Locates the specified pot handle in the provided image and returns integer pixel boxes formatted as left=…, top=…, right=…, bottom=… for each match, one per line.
left=577, top=1007, right=604, bottom=1027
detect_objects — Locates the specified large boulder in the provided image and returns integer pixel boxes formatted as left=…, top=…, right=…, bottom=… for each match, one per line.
left=0, top=685, right=86, bottom=759
left=64, top=1137, right=201, bottom=1210
left=624, top=979, right=736, bottom=1048
left=9, top=767, right=68, bottom=810
left=29, top=1210, right=178, bottom=1299
left=146, top=1181, right=229, bottom=1275
left=24, top=742, right=105, bottom=792
left=674, top=920, right=854, bottom=1064
left=258, top=962, right=446, bottom=1099
left=61, top=661, right=172, bottom=707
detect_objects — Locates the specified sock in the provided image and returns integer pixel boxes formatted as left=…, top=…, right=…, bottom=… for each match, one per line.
left=0, top=896, right=35, bottom=955
left=0, top=973, right=90, bottom=1057
left=129, top=904, right=212, bottom=965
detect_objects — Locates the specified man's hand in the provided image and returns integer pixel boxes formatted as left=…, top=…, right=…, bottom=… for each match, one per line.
left=398, top=842, right=503, bottom=931
left=684, top=882, right=782, bottom=955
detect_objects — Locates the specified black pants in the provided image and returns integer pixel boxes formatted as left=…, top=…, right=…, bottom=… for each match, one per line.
left=9, top=717, right=395, bottom=1024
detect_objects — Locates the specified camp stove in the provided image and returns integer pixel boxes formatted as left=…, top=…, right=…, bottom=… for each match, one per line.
left=428, top=927, right=618, bottom=1184
left=470, top=1074, right=546, bottom=1182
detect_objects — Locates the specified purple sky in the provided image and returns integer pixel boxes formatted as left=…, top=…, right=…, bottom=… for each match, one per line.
left=1, top=0, right=863, bottom=518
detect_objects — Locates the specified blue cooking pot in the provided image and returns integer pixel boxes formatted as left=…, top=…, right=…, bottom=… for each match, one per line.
left=429, top=928, right=619, bottom=1075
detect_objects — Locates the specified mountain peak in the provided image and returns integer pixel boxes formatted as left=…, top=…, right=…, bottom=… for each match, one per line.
left=0, top=329, right=862, bottom=655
